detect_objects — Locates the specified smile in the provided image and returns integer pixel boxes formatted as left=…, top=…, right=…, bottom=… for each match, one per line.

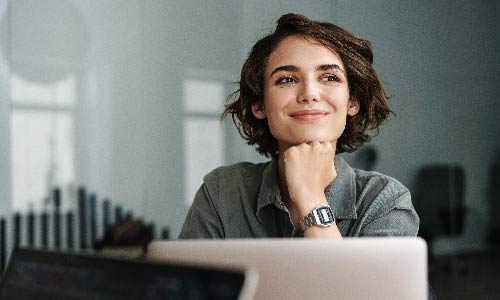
left=290, top=110, right=329, bottom=121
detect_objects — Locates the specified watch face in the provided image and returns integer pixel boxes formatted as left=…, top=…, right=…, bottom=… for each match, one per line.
left=317, top=206, right=335, bottom=225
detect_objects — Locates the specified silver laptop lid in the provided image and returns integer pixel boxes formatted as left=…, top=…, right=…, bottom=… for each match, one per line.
left=148, top=237, right=427, bottom=300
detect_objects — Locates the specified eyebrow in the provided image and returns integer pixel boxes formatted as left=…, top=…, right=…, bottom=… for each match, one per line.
left=269, top=64, right=345, bottom=77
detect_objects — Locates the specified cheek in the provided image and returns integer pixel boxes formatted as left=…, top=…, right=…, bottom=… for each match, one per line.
left=337, top=114, right=351, bottom=137
left=320, top=84, right=349, bottom=104
left=338, top=118, right=347, bottom=131
left=335, top=88, right=350, bottom=104
left=264, top=111, right=282, bottom=137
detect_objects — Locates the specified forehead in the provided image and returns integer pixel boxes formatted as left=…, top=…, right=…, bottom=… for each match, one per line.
left=265, top=35, right=344, bottom=75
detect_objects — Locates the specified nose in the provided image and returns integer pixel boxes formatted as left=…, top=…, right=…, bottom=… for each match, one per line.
left=296, top=79, right=320, bottom=103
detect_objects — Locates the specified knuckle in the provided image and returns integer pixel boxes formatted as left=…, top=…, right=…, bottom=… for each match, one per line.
left=287, top=146, right=298, bottom=156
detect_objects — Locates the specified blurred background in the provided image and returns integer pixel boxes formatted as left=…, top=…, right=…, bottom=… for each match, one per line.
left=0, top=0, right=499, bottom=298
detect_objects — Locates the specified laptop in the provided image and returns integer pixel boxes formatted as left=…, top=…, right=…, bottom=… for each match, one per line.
left=0, top=248, right=258, bottom=300
left=148, top=238, right=428, bottom=300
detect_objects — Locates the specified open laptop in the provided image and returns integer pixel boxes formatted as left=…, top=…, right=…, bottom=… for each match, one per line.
left=148, top=238, right=428, bottom=300
left=0, top=248, right=257, bottom=300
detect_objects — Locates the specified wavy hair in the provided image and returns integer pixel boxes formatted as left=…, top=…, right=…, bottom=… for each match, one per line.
left=222, top=13, right=392, bottom=158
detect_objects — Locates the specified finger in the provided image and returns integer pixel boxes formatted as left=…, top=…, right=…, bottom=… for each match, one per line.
left=308, top=141, right=321, bottom=148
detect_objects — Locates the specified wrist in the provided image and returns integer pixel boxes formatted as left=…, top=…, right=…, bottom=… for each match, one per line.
left=292, top=193, right=329, bottom=217
left=299, top=204, right=336, bottom=232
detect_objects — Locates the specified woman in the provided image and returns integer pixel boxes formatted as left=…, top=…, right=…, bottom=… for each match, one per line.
left=179, top=13, right=419, bottom=239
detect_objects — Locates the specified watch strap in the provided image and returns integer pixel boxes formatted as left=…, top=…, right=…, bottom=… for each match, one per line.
left=300, top=205, right=335, bottom=231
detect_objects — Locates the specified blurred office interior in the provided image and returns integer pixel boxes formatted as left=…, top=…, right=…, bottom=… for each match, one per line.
left=0, top=1, right=499, bottom=299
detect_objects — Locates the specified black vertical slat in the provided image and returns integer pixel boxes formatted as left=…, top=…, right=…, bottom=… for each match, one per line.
left=27, top=210, right=35, bottom=247
left=102, top=199, right=110, bottom=230
left=40, top=211, right=49, bottom=249
left=143, top=223, right=155, bottom=250
left=115, top=205, right=123, bottom=224
left=78, top=187, right=87, bottom=250
left=161, top=227, right=170, bottom=240
left=148, top=223, right=156, bottom=240
left=13, top=212, right=21, bottom=249
left=1, top=218, right=6, bottom=273
left=89, top=193, right=97, bottom=250
left=53, top=188, right=61, bottom=249
left=66, top=212, right=74, bottom=250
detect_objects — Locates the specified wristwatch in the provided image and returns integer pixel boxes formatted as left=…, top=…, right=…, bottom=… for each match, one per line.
left=300, top=205, right=335, bottom=231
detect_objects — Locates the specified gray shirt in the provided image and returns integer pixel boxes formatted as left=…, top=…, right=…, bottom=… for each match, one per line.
left=179, top=156, right=419, bottom=238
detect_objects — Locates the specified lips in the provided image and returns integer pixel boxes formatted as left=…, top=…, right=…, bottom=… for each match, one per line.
left=290, top=109, right=329, bottom=121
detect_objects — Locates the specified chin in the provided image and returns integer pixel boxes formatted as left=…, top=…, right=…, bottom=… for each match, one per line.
left=288, top=134, right=338, bottom=145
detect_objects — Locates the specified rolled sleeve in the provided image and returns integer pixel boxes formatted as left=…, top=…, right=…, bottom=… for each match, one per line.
left=360, top=190, right=420, bottom=237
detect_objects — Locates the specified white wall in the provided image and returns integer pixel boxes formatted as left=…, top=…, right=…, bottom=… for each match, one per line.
left=77, top=0, right=146, bottom=224
left=74, top=0, right=244, bottom=236
left=0, top=0, right=11, bottom=217
left=137, top=0, right=242, bottom=236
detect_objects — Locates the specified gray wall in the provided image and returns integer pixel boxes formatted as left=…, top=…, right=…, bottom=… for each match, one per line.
left=0, top=1, right=499, bottom=250
left=337, top=0, right=500, bottom=252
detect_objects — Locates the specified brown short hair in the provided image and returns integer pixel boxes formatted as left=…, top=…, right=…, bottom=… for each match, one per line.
left=222, top=13, right=392, bottom=158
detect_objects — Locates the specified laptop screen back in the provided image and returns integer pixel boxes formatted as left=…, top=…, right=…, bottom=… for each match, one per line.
left=0, top=248, right=255, bottom=300
left=148, top=238, right=428, bottom=300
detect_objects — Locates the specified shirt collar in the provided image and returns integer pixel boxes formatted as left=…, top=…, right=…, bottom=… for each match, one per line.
left=256, top=156, right=357, bottom=222
left=256, top=159, right=282, bottom=220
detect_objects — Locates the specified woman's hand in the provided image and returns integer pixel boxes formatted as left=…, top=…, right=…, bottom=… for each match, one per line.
left=282, top=141, right=336, bottom=216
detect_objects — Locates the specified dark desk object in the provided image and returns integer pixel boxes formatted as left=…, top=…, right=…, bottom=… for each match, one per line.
left=102, top=199, right=111, bottom=230
left=89, top=193, right=97, bottom=249
left=0, top=248, right=250, bottom=300
left=12, top=213, right=21, bottom=249
left=40, top=212, right=48, bottom=249
left=114, top=205, right=123, bottom=224
left=53, top=188, right=62, bottom=250
left=77, top=187, right=87, bottom=250
left=414, top=164, right=467, bottom=277
left=415, top=165, right=466, bottom=243
left=161, top=227, right=170, bottom=240
left=487, top=163, right=500, bottom=246
left=1, top=218, right=5, bottom=273
left=430, top=249, right=500, bottom=300
left=66, top=212, right=74, bottom=250
left=27, top=211, right=35, bottom=248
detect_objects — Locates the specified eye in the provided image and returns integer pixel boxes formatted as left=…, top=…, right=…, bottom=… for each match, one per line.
left=276, top=76, right=296, bottom=84
left=321, top=74, right=342, bottom=83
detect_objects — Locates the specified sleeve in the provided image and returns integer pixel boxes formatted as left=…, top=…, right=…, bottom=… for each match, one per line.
left=359, top=189, right=420, bottom=237
left=178, top=183, right=224, bottom=239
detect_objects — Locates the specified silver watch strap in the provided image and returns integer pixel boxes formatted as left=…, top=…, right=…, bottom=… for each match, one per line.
left=299, top=205, right=335, bottom=231
left=300, top=211, right=317, bottom=231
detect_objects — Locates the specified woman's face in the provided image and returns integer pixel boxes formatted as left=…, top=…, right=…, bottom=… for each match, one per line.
left=252, top=35, right=359, bottom=153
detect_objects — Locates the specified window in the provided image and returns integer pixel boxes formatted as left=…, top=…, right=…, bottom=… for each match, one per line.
left=183, top=77, right=227, bottom=206
left=10, top=74, right=76, bottom=211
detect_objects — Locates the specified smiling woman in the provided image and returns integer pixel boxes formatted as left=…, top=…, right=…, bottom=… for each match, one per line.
left=253, top=35, right=356, bottom=152
left=179, top=13, right=418, bottom=240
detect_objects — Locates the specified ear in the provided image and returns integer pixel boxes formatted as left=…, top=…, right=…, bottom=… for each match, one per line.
left=347, top=97, right=360, bottom=116
left=251, top=101, right=267, bottom=119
